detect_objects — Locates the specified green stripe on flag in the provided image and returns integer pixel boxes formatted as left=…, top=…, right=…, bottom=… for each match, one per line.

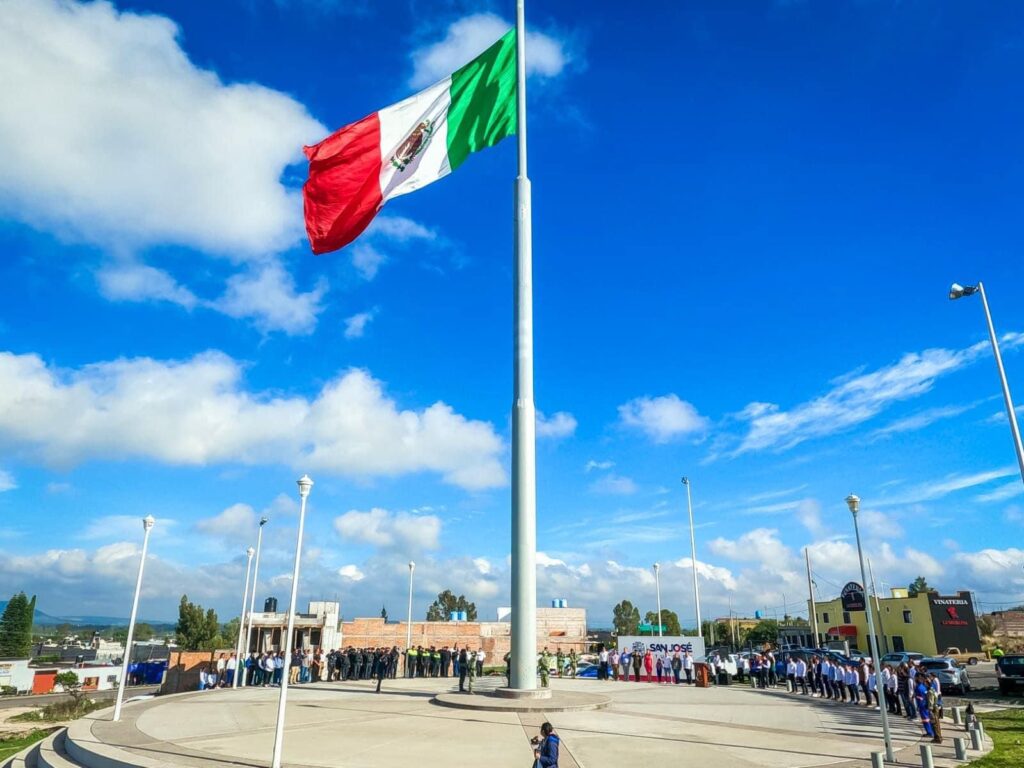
left=446, top=28, right=517, bottom=172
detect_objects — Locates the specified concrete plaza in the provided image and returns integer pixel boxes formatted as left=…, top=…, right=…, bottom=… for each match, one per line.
left=18, top=677, right=994, bottom=768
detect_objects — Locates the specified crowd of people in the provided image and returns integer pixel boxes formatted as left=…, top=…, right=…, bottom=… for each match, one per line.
left=587, top=647, right=709, bottom=684
left=741, top=651, right=948, bottom=744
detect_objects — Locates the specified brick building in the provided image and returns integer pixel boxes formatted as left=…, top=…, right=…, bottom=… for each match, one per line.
left=340, top=606, right=587, bottom=665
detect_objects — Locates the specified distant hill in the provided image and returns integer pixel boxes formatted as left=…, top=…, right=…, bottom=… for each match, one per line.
left=0, top=601, right=173, bottom=629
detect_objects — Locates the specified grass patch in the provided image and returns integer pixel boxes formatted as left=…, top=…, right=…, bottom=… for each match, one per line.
left=9, top=698, right=107, bottom=724
left=0, top=729, right=56, bottom=762
left=970, top=709, right=1024, bottom=767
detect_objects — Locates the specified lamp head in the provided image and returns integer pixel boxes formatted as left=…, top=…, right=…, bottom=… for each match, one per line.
left=845, top=494, right=860, bottom=515
left=949, top=282, right=979, bottom=300
left=142, top=515, right=155, bottom=531
left=259, top=516, right=269, bottom=526
left=247, top=546, right=255, bottom=558
left=653, top=562, right=660, bottom=572
left=296, top=474, right=314, bottom=498
left=409, top=561, right=415, bottom=570
left=681, top=476, right=689, bottom=486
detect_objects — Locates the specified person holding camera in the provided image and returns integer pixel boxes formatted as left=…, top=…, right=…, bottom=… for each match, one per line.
left=531, top=722, right=559, bottom=768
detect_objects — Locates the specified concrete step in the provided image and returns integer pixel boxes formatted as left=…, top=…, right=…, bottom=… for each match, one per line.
left=37, top=731, right=84, bottom=768
left=1, top=742, right=42, bottom=768
left=63, top=717, right=167, bottom=768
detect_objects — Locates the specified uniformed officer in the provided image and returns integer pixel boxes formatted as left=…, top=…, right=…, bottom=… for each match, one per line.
left=440, top=646, right=451, bottom=677
left=538, top=648, right=551, bottom=688
left=569, top=649, right=578, bottom=678
left=458, top=647, right=469, bottom=692
left=467, top=648, right=477, bottom=694
left=406, top=646, right=417, bottom=678
left=352, top=649, right=363, bottom=681
left=432, top=647, right=441, bottom=677
left=556, top=649, right=565, bottom=678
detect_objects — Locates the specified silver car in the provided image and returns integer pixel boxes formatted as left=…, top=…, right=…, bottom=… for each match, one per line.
left=920, top=657, right=972, bottom=694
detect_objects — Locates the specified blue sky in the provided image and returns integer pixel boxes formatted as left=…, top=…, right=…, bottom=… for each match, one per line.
left=1, top=0, right=1023, bottom=627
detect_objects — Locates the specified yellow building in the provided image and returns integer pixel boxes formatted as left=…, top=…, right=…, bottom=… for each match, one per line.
left=809, top=588, right=981, bottom=656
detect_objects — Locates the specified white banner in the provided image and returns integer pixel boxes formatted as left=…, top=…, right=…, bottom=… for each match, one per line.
left=617, top=635, right=706, bottom=661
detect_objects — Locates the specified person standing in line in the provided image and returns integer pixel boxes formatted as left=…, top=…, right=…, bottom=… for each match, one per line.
left=225, top=653, right=237, bottom=687
left=786, top=656, right=797, bottom=692
left=795, top=656, right=808, bottom=695
left=440, top=645, right=451, bottom=678
left=458, top=646, right=469, bottom=693
left=671, top=651, right=682, bottom=684
left=684, top=650, right=694, bottom=685
left=655, top=654, right=665, bottom=684
left=451, top=645, right=460, bottom=679
left=375, top=648, right=388, bottom=693
left=406, top=646, right=417, bottom=678
left=476, top=648, right=485, bottom=678
left=569, top=648, right=578, bottom=678
left=597, top=646, right=608, bottom=681
left=927, top=673, right=943, bottom=744
left=632, top=649, right=643, bottom=682
left=556, top=648, right=565, bottom=678
left=643, top=649, right=654, bottom=683
left=539, top=648, right=551, bottom=688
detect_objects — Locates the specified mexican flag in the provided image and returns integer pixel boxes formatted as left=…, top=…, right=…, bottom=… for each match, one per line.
left=303, top=29, right=517, bottom=255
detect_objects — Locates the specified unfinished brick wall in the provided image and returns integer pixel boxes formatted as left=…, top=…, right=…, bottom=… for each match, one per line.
left=161, top=649, right=234, bottom=694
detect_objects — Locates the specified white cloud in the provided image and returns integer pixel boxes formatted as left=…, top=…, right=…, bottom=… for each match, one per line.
left=0, top=470, right=15, bottom=492
left=584, top=459, right=614, bottom=473
left=366, top=215, right=436, bottom=242
left=727, top=337, right=1022, bottom=456
left=536, top=411, right=576, bottom=439
left=709, top=527, right=792, bottom=568
left=338, top=564, right=365, bottom=582
left=344, top=309, right=377, bottom=339
left=976, top=481, right=1023, bottom=503
left=195, top=503, right=257, bottom=541
left=351, top=243, right=387, bottom=280
left=409, top=13, right=569, bottom=89
left=212, top=260, right=327, bottom=335
left=873, top=466, right=1019, bottom=507
left=96, top=261, right=198, bottom=310
left=870, top=403, right=979, bottom=439
left=0, top=0, right=325, bottom=254
left=334, top=508, right=441, bottom=553
left=80, top=514, right=175, bottom=541
left=795, top=499, right=825, bottom=537
left=588, top=473, right=638, bottom=495
left=618, top=394, right=708, bottom=443
left=0, top=350, right=505, bottom=490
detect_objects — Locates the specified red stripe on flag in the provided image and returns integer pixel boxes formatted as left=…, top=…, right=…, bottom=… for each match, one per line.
left=303, top=112, right=384, bottom=255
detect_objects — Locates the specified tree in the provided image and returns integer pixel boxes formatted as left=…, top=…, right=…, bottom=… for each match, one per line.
left=113, top=622, right=155, bottom=646
left=54, top=671, right=84, bottom=706
left=0, top=592, right=35, bottom=658
left=908, top=576, right=933, bottom=597
left=612, top=600, right=641, bottom=636
left=745, top=619, right=781, bottom=647
left=381, top=605, right=388, bottom=622
left=425, top=590, right=477, bottom=621
left=175, top=595, right=220, bottom=650
left=978, top=615, right=996, bottom=638
left=644, top=609, right=682, bottom=636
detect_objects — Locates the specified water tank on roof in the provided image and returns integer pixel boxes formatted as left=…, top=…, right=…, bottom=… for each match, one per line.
left=264, top=597, right=278, bottom=613
left=458, top=611, right=468, bottom=621
left=449, top=611, right=459, bottom=622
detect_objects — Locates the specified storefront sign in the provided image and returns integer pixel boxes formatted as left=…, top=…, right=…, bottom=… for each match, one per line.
left=841, top=582, right=866, bottom=611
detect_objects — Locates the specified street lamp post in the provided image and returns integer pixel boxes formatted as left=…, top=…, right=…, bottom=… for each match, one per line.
left=653, top=563, right=662, bottom=638
left=233, top=547, right=255, bottom=688
left=950, top=281, right=1024, bottom=485
left=112, top=515, right=155, bottom=722
left=270, top=475, right=313, bottom=768
left=242, top=516, right=269, bottom=685
left=406, top=561, right=415, bottom=662
left=681, top=477, right=703, bottom=642
left=846, top=494, right=894, bottom=762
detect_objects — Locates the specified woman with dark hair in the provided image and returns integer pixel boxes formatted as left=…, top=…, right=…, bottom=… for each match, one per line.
left=531, top=722, right=559, bottom=768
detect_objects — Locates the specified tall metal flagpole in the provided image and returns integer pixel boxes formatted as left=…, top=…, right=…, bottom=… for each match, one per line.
left=805, top=548, right=819, bottom=647
left=233, top=547, right=255, bottom=688
left=242, top=516, right=268, bottom=684
left=510, top=0, right=538, bottom=692
left=682, top=477, right=703, bottom=642
left=113, top=516, right=154, bottom=722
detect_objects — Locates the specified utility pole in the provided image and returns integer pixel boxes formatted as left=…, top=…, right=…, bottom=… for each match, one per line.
left=805, top=548, right=820, bottom=647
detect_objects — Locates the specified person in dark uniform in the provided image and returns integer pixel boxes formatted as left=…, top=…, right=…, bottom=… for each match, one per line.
left=338, top=647, right=350, bottom=681
left=440, top=646, right=451, bottom=677
left=458, top=647, right=469, bottom=692
left=375, top=648, right=387, bottom=693
left=406, top=646, right=417, bottom=678
left=352, top=649, right=363, bottom=681
left=417, top=646, right=427, bottom=679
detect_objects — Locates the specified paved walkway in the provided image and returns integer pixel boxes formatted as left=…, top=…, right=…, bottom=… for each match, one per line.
left=80, top=677, right=986, bottom=768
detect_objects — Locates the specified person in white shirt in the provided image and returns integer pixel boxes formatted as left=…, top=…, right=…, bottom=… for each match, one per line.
left=476, top=649, right=486, bottom=678
left=786, top=658, right=798, bottom=692
left=683, top=651, right=694, bottom=685
left=795, top=658, right=808, bottom=695
left=226, top=653, right=237, bottom=687
left=598, top=648, right=609, bottom=681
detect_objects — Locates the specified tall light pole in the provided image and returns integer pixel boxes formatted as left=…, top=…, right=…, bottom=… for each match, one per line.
left=510, top=0, right=539, bottom=693
left=271, top=475, right=313, bottom=768
left=653, top=563, right=662, bottom=637
left=406, top=561, right=415, bottom=654
left=112, top=515, right=155, bottom=722
left=950, top=281, right=1024, bottom=485
left=867, top=558, right=888, bottom=655
left=242, top=516, right=268, bottom=685
left=233, top=547, right=255, bottom=688
left=846, top=494, right=894, bottom=762
left=681, top=477, right=703, bottom=642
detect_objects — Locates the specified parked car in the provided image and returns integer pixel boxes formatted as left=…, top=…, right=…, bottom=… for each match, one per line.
left=919, top=657, right=971, bottom=694
left=941, top=647, right=982, bottom=666
left=880, top=652, right=925, bottom=668
left=996, top=654, right=1024, bottom=696
left=575, top=662, right=598, bottom=679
